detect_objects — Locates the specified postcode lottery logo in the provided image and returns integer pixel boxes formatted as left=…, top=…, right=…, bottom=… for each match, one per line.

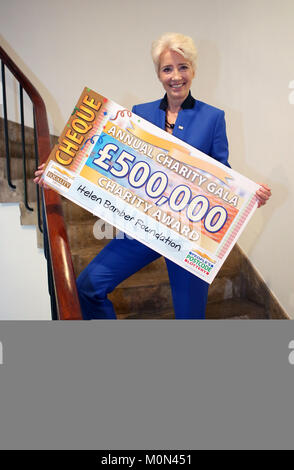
left=184, top=250, right=215, bottom=276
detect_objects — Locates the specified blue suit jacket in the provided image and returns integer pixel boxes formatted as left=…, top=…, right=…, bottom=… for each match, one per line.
left=132, top=93, right=230, bottom=168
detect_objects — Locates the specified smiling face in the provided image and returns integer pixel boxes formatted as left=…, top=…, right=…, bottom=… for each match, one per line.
left=158, top=49, right=195, bottom=105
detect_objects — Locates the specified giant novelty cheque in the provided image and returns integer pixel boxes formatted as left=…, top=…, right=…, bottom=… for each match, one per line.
left=42, top=87, right=259, bottom=284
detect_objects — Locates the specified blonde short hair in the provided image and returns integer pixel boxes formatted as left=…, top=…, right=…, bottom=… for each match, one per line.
left=151, top=32, right=197, bottom=75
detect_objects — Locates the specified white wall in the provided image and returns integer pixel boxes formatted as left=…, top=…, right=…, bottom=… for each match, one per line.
left=0, top=204, right=51, bottom=320
left=0, top=0, right=293, bottom=317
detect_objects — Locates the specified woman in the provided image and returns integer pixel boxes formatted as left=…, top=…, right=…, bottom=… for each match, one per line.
left=34, top=32, right=271, bottom=319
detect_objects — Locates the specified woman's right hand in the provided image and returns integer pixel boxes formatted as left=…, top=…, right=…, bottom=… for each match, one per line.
left=33, top=163, right=49, bottom=188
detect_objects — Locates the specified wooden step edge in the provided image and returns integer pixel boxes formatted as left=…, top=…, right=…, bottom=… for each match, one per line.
left=117, top=310, right=174, bottom=320
left=205, top=298, right=268, bottom=319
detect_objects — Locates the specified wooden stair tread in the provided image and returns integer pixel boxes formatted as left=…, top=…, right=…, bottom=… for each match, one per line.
left=206, top=298, right=268, bottom=319
left=118, top=309, right=174, bottom=320
left=115, top=299, right=268, bottom=320
left=0, top=156, right=36, bottom=179
left=61, top=197, right=99, bottom=222
left=0, top=177, right=38, bottom=203
left=0, top=117, right=37, bottom=146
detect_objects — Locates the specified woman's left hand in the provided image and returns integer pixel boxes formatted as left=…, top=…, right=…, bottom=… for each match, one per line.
left=256, top=183, right=272, bottom=208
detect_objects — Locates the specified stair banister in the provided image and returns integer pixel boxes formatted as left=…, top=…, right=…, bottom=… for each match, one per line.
left=0, top=45, right=82, bottom=320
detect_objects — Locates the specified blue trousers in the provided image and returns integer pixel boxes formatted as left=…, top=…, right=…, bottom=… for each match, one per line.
left=76, top=236, right=209, bottom=319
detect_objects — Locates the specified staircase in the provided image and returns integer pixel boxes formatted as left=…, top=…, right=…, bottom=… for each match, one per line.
left=0, top=119, right=288, bottom=320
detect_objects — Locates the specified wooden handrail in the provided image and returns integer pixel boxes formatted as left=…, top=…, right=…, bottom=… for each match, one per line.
left=0, top=45, right=82, bottom=320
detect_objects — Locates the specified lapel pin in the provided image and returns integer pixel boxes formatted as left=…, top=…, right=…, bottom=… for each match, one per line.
left=178, top=125, right=184, bottom=130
